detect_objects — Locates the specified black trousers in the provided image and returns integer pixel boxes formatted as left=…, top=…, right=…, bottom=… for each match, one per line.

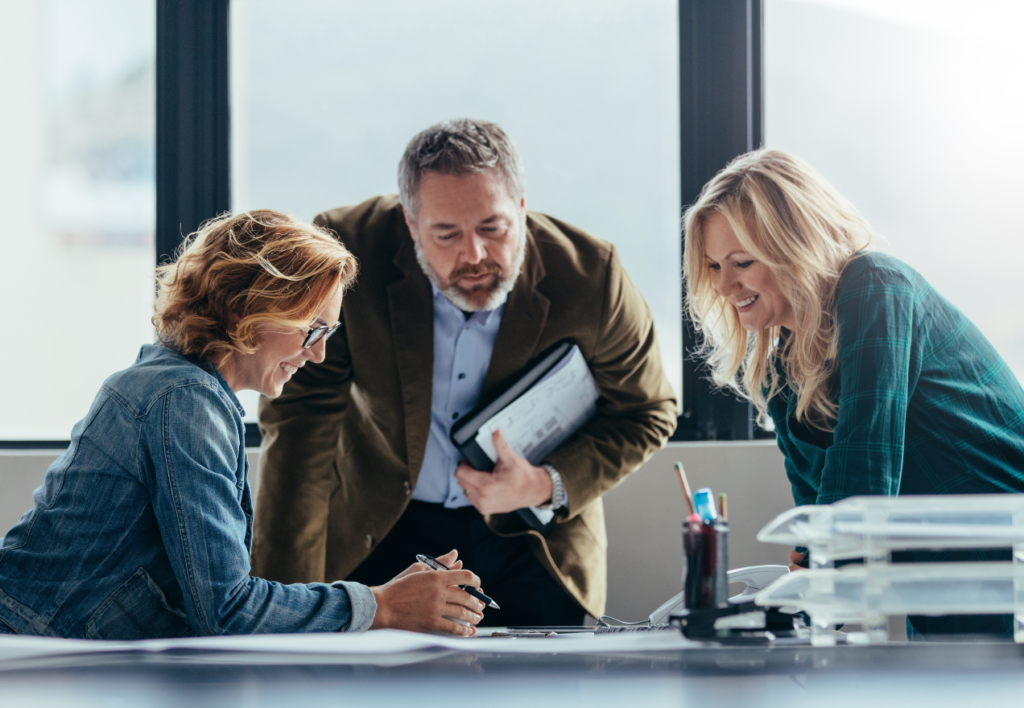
left=347, top=501, right=585, bottom=627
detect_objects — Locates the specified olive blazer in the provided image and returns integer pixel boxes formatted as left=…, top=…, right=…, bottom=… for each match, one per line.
left=251, top=195, right=678, bottom=617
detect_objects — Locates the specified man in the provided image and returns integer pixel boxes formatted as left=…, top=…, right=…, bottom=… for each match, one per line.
left=253, top=119, right=677, bottom=624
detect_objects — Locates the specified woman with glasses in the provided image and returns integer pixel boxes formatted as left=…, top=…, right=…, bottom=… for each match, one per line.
left=0, top=210, right=485, bottom=640
left=683, top=149, right=1024, bottom=639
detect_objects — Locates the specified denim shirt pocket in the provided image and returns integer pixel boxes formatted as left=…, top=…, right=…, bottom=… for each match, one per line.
left=84, top=568, right=195, bottom=640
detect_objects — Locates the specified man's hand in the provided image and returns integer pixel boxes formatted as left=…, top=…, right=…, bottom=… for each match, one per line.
left=369, top=550, right=485, bottom=636
left=454, top=430, right=553, bottom=515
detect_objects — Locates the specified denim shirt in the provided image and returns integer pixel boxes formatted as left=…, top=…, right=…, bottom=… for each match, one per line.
left=0, top=344, right=375, bottom=639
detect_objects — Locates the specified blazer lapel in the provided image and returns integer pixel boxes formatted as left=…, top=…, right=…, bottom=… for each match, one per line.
left=483, top=231, right=550, bottom=396
left=388, top=237, right=434, bottom=486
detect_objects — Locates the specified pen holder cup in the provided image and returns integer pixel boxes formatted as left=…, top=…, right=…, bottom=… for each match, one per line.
left=682, top=520, right=729, bottom=610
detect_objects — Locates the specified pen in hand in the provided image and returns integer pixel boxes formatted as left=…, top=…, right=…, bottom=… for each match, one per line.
left=415, top=554, right=500, bottom=609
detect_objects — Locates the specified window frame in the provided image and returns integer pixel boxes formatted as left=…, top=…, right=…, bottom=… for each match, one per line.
left=673, top=0, right=764, bottom=441
left=0, top=0, right=759, bottom=448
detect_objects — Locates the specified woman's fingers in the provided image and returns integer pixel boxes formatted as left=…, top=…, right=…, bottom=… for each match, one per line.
left=371, top=553, right=487, bottom=636
left=444, top=601, right=484, bottom=625
left=788, top=550, right=807, bottom=572
left=392, top=562, right=427, bottom=580
left=435, top=549, right=459, bottom=566
left=441, top=618, right=477, bottom=637
left=443, top=569, right=481, bottom=588
left=442, top=586, right=485, bottom=618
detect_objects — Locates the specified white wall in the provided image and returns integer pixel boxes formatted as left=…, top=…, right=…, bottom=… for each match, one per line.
left=603, top=442, right=794, bottom=620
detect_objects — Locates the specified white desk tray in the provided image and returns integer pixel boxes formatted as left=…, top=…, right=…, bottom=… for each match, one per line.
left=757, top=495, right=1024, bottom=561
left=754, top=562, right=1024, bottom=645
left=756, top=562, right=1023, bottom=618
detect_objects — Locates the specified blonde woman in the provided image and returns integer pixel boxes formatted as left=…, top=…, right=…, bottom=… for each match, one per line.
left=0, top=211, right=484, bottom=639
left=683, top=149, right=1024, bottom=638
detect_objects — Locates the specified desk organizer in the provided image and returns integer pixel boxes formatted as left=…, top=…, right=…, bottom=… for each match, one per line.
left=753, top=495, right=1024, bottom=645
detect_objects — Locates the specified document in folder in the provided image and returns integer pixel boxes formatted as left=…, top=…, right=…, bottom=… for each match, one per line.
left=450, top=340, right=600, bottom=532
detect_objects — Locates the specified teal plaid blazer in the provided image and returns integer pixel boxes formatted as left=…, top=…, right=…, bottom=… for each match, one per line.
left=769, top=252, right=1024, bottom=507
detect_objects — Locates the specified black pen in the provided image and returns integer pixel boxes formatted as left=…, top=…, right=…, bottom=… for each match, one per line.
left=415, top=554, right=500, bottom=609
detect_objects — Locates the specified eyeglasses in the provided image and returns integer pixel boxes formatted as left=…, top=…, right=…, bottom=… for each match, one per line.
left=302, top=321, right=342, bottom=349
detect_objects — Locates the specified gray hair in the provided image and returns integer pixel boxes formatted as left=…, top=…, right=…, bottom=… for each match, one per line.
left=398, top=119, right=526, bottom=221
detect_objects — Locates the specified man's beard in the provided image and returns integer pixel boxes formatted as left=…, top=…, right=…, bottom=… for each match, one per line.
left=413, top=229, right=527, bottom=312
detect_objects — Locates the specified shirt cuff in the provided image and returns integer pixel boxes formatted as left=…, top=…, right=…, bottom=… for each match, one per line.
left=331, top=580, right=378, bottom=632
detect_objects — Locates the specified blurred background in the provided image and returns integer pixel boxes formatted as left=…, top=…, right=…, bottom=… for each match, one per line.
left=1, top=0, right=1022, bottom=438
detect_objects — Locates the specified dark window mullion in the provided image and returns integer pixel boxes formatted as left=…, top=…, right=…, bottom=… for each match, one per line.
left=675, top=0, right=764, bottom=441
left=156, top=0, right=230, bottom=266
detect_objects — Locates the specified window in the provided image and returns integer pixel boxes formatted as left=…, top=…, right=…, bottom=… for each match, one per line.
left=766, top=0, right=1024, bottom=379
left=229, top=0, right=682, bottom=420
left=0, top=0, right=155, bottom=440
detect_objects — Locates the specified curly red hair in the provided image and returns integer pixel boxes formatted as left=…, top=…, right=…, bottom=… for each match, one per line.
left=153, top=210, right=358, bottom=365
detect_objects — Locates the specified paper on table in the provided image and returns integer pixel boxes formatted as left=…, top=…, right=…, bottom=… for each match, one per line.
left=0, top=636, right=129, bottom=662
left=0, top=632, right=458, bottom=670
left=440, top=629, right=695, bottom=653
left=473, top=344, right=599, bottom=465
left=0, top=628, right=696, bottom=666
left=141, top=629, right=696, bottom=655
left=0, top=630, right=446, bottom=663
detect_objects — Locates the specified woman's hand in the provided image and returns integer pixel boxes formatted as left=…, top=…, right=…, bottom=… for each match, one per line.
left=788, top=550, right=807, bottom=572
left=369, top=550, right=485, bottom=636
left=391, top=549, right=463, bottom=580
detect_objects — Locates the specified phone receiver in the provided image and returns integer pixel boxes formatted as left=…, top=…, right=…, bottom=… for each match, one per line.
left=648, top=565, right=790, bottom=626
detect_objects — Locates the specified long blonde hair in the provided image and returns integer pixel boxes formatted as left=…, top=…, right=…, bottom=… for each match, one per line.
left=683, top=149, right=873, bottom=430
left=153, top=210, right=358, bottom=366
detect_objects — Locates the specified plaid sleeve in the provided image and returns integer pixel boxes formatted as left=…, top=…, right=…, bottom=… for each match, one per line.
left=787, top=456, right=820, bottom=507
left=816, top=264, right=920, bottom=505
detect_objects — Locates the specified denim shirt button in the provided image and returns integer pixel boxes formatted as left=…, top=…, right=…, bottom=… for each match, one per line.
left=364, top=534, right=374, bottom=548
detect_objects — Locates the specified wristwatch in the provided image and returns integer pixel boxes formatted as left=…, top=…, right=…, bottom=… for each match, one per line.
left=540, top=464, right=567, bottom=511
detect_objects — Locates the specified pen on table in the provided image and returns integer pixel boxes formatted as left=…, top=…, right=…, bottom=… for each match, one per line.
left=415, top=554, right=500, bottom=609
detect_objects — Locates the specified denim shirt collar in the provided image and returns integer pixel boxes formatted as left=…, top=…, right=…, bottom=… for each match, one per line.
left=144, top=343, right=246, bottom=418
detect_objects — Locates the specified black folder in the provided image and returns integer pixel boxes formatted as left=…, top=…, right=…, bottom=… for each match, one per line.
left=450, top=340, right=589, bottom=534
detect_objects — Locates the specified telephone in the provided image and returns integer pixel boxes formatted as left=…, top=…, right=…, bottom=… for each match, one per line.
left=647, top=565, right=790, bottom=626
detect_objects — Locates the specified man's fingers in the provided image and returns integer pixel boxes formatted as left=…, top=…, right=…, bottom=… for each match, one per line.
left=455, top=465, right=489, bottom=488
left=492, top=429, right=515, bottom=462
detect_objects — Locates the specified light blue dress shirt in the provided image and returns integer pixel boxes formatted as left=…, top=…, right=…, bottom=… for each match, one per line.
left=412, top=286, right=505, bottom=508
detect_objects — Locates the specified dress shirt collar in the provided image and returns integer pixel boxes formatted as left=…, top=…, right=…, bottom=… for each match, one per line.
left=430, top=282, right=507, bottom=327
